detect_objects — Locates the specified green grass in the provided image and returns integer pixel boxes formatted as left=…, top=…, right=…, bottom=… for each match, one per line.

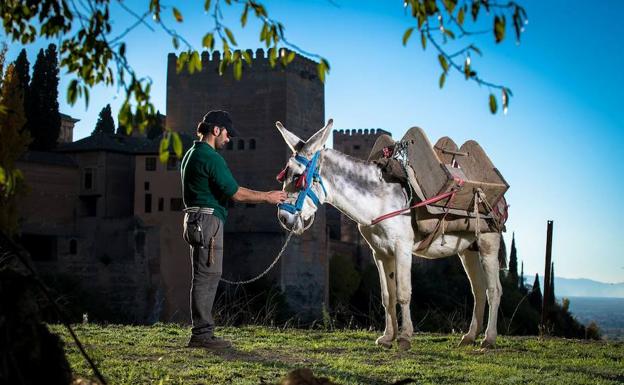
left=51, top=324, right=624, bottom=385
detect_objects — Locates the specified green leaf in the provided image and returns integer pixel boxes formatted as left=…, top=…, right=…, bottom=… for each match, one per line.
left=402, top=27, right=414, bottom=46
left=83, top=86, right=90, bottom=108
left=218, top=58, right=227, bottom=75
left=190, top=51, right=202, bottom=74
left=202, top=33, right=214, bottom=50
left=421, top=31, right=427, bottom=49
left=241, top=3, right=249, bottom=27
left=458, top=6, right=465, bottom=25
left=438, top=54, right=448, bottom=72
left=222, top=39, right=230, bottom=61
left=317, top=62, right=326, bottom=83
left=494, top=16, right=506, bottom=43
left=176, top=51, right=188, bottom=73
left=471, top=1, right=480, bottom=21
left=67, top=79, right=79, bottom=105
left=268, top=47, right=277, bottom=68
left=443, top=29, right=455, bottom=39
left=502, top=88, right=510, bottom=113
left=204, top=0, right=211, bottom=11
left=173, top=7, right=183, bottom=22
left=444, top=0, right=457, bottom=13
left=172, top=132, right=183, bottom=158
left=489, top=94, right=497, bottom=114
left=0, top=166, right=6, bottom=185
left=225, top=28, right=237, bottom=46
left=233, top=57, right=243, bottom=80
left=242, top=50, right=253, bottom=65
left=317, top=59, right=330, bottom=83
left=159, top=135, right=170, bottom=163
left=285, top=51, right=296, bottom=65
left=464, top=61, right=470, bottom=79
left=439, top=72, right=446, bottom=89
left=469, top=45, right=482, bottom=56
left=172, top=36, right=179, bottom=49
left=159, top=148, right=170, bottom=163
left=260, top=23, right=269, bottom=43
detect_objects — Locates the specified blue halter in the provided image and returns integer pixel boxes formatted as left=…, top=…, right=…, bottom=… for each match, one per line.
left=278, top=151, right=327, bottom=214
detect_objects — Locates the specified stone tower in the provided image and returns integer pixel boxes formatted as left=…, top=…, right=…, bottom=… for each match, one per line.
left=167, top=49, right=328, bottom=319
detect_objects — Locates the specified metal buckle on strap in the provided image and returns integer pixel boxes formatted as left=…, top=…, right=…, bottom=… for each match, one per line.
left=183, top=207, right=215, bottom=214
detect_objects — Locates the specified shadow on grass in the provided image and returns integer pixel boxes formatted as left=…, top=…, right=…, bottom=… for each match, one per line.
left=201, top=345, right=417, bottom=385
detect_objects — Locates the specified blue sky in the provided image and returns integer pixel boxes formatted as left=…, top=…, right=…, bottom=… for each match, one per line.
left=6, top=1, right=623, bottom=283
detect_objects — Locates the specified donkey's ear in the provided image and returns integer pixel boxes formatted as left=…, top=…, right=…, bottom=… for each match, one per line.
left=302, top=119, right=334, bottom=154
left=276, top=121, right=304, bottom=153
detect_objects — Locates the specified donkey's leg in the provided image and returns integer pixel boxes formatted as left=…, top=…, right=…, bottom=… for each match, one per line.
left=458, top=249, right=487, bottom=347
left=395, top=244, right=414, bottom=351
left=373, top=253, right=398, bottom=348
left=478, top=233, right=503, bottom=349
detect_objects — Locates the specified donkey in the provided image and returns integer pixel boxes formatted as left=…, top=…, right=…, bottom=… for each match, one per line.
left=275, top=119, right=505, bottom=350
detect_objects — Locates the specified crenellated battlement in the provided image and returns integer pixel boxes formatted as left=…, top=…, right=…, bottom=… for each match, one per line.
left=334, top=128, right=391, bottom=137
left=167, top=48, right=320, bottom=78
left=333, top=128, right=392, bottom=160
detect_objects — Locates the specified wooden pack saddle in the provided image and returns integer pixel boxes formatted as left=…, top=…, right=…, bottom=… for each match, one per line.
left=368, top=127, right=509, bottom=234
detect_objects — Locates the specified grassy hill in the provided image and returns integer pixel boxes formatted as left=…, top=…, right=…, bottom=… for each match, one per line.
left=51, top=324, right=623, bottom=385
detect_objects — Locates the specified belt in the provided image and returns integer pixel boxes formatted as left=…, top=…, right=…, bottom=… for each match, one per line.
left=183, top=207, right=215, bottom=214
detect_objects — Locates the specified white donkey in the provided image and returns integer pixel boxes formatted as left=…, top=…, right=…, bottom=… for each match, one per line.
left=276, top=120, right=505, bottom=350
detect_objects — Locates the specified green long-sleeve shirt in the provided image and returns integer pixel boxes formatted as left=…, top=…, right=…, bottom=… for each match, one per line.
left=181, top=141, right=239, bottom=222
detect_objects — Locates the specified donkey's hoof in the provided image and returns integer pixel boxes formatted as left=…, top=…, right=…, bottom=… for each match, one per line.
left=375, top=337, right=393, bottom=349
left=479, top=339, right=495, bottom=349
left=458, top=335, right=475, bottom=347
left=397, top=337, right=411, bottom=351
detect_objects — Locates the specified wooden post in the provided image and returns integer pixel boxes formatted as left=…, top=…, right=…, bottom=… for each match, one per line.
left=541, top=220, right=554, bottom=330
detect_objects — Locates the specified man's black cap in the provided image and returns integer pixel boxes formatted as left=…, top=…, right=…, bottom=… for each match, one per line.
left=202, top=110, right=239, bottom=137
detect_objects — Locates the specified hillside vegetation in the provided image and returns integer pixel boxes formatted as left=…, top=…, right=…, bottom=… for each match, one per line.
left=52, top=324, right=623, bottom=385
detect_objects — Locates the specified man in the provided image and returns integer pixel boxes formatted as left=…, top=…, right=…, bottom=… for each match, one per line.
left=181, top=110, right=286, bottom=349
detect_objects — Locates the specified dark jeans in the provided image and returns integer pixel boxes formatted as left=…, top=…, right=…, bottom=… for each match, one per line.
left=184, top=211, right=223, bottom=337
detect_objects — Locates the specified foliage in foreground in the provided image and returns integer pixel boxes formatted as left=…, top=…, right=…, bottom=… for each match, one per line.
left=52, top=324, right=624, bottom=385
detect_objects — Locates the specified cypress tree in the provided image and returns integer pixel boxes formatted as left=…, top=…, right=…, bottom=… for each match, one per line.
left=12, top=49, right=31, bottom=133
left=507, top=232, right=518, bottom=286
left=519, top=261, right=526, bottom=293
left=93, top=104, right=115, bottom=135
left=28, top=44, right=60, bottom=150
left=0, top=64, right=31, bottom=236
left=528, top=273, right=543, bottom=312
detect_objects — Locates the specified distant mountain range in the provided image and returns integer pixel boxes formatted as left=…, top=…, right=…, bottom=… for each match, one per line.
left=526, top=277, right=624, bottom=298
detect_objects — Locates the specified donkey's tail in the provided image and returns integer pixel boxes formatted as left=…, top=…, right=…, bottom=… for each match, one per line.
left=498, top=234, right=508, bottom=269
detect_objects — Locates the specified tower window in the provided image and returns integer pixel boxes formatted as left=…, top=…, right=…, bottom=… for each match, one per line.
left=238, top=139, right=245, bottom=150
left=158, top=198, right=164, bottom=211
left=83, top=168, right=94, bottom=190
left=145, top=193, right=152, bottom=213
left=249, top=139, right=256, bottom=150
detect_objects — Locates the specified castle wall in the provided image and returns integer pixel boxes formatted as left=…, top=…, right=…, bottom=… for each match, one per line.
left=134, top=153, right=188, bottom=322
left=17, top=155, right=159, bottom=323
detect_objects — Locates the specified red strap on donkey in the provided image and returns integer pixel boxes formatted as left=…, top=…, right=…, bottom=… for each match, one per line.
left=371, top=178, right=465, bottom=225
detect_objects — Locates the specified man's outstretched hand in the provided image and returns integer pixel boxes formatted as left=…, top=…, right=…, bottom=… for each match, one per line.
left=266, top=191, right=287, bottom=205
